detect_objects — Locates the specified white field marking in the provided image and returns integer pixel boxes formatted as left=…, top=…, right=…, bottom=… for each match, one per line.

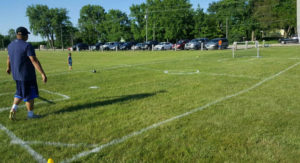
left=89, top=86, right=100, bottom=89
left=62, top=62, right=300, bottom=163
left=199, top=72, right=259, bottom=79
left=0, top=92, right=14, bottom=96
left=129, top=64, right=258, bottom=79
left=164, top=70, right=200, bottom=75
left=133, top=66, right=258, bottom=79
left=0, top=89, right=70, bottom=113
left=50, top=57, right=198, bottom=76
left=0, top=124, right=47, bottom=163
left=130, top=66, right=162, bottom=72
left=163, top=70, right=259, bottom=79
left=3, top=58, right=198, bottom=81
left=39, top=89, right=70, bottom=100
left=10, top=140, right=98, bottom=148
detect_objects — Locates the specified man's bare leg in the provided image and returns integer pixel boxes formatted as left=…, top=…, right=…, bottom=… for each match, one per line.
left=26, top=99, right=40, bottom=119
left=9, top=97, right=23, bottom=120
left=26, top=99, right=34, bottom=111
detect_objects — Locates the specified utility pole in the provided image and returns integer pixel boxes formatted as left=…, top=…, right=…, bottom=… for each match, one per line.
left=297, top=0, right=300, bottom=43
left=145, top=9, right=148, bottom=42
left=60, top=24, right=64, bottom=51
left=226, top=17, right=228, bottom=39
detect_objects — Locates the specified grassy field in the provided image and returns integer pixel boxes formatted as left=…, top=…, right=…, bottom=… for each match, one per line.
left=1, top=46, right=300, bottom=162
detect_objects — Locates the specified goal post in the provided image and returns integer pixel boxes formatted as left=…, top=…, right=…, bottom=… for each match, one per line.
left=297, top=0, right=300, bottom=43
left=232, top=41, right=260, bottom=58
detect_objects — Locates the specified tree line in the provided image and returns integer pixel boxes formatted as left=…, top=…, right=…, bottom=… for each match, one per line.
left=0, top=0, right=297, bottom=49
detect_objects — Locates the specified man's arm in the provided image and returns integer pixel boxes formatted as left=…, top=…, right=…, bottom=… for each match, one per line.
left=6, top=55, right=11, bottom=74
left=29, top=56, right=47, bottom=83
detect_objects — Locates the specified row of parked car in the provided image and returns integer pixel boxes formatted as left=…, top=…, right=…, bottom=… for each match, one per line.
left=70, top=38, right=230, bottom=51
left=278, top=35, right=299, bottom=44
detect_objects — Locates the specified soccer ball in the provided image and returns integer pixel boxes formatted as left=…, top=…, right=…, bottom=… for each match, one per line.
left=92, top=69, right=96, bottom=73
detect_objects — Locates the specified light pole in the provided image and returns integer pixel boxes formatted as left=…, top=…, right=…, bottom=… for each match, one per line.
left=145, top=9, right=148, bottom=42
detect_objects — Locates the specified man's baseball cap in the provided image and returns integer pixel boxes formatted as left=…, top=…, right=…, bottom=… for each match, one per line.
left=16, top=27, right=30, bottom=35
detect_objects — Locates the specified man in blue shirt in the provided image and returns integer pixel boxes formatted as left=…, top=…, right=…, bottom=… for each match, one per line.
left=6, top=27, right=47, bottom=120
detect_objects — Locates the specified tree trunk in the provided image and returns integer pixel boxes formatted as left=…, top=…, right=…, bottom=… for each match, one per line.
left=47, top=35, right=53, bottom=49
left=286, top=26, right=291, bottom=37
left=251, top=30, right=255, bottom=41
left=50, top=31, right=55, bottom=50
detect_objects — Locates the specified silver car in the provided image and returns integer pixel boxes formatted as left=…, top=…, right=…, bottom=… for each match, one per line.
left=185, top=38, right=209, bottom=50
left=205, top=38, right=229, bottom=50
left=154, top=42, right=173, bottom=50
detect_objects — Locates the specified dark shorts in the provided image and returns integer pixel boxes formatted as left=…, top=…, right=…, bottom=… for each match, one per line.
left=69, top=62, right=72, bottom=66
left=15, top=80, right=39, bottom=102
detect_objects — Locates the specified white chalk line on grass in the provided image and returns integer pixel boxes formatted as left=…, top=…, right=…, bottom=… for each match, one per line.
left=132, top=66, right=259, bottom=79
left=198, top=72, right=260, bottom=79
left=0, top=92, right=14, bottom=96
left=61, top=62, right=300, bottom=163
left=0, top=89, right=70, bottom=113
left=10, top=140, right=98, bottom=148
left=33, top=58, right=199, bottom=79
left=0, top=89, right=70, bottom=162
left=0, top=124, right=47, bottom=163
left=164, top=70, right=200, bottom=75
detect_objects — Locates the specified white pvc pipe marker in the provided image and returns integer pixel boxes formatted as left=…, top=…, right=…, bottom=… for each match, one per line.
left=297, top=0, right=300, bottom=43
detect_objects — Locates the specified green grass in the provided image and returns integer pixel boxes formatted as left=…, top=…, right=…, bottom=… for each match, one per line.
left=1, top=46, right=300, bottom=162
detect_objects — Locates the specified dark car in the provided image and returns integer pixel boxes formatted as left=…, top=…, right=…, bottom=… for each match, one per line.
left=205, top=38, right=229, bottom=50
left=109, top=42, right=123, bottom=50
left=172, top=39, right=189, bottom=50
left=91, top=42, right=104, bottom=51
left=119, top=42, right=136, bottom=50
left=142, top=40, right=159, bottom=50
left=185, top=38, right=209, bottom=50
left=279, top=35, right=299, bottom=44
left=72, top=43, right=89, bottom=51
left=132, top=43, right=145, bottom=50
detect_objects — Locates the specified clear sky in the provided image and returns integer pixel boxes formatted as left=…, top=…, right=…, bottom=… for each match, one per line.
left=0, top=0, right=214, bottom=42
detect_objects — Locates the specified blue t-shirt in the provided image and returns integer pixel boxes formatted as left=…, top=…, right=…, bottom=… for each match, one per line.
left=8, top=39, right=36, bottom=81
left=68, top=56, right=72, bottom=64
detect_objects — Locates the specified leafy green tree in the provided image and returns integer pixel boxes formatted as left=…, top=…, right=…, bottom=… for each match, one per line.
left=8, top=29, right=16, bottom=41
left=130, top=4, right=147, bottom=42
left=252, top=0, right=297, bottom=39
left=103, top=9, right=132, bottom=42
left=274, top=0, right=297, bottom=37
left=193, top=6, right=215, bottom=38
left=207, top=0, right=258, bottom=41
left=0, top=34, right=11, bottom=48
left=26, top=5, right=72, bottom=48
left=78, top=5, right=106, bottom=44
left=130, top=0, right=194, bottom=42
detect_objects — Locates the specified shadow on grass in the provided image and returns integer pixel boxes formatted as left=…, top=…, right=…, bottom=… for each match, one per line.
left=54, top=90, right=166, bottom=114
left=38, top=96, right=55, bottom=104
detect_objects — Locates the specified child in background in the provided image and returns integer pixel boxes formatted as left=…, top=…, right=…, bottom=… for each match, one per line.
left=68, top=52, right=72, bottom=70
left=218, top=39, right=222, bottom=50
